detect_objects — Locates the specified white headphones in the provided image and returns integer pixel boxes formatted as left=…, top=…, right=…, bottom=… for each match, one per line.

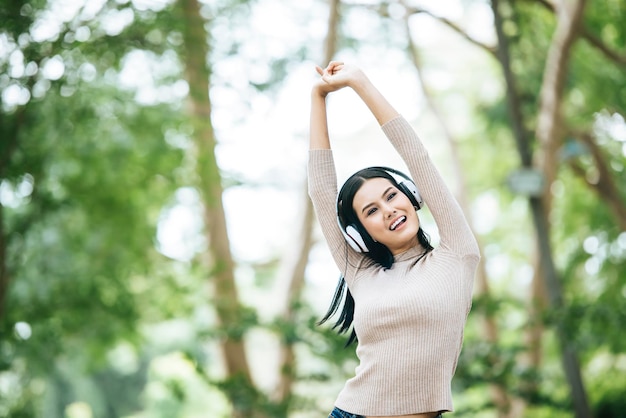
left=336, top=167, right=423, bottom=253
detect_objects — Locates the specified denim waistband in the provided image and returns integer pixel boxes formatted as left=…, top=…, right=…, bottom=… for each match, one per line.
left=329, top=407, right=442, bottom=418
left=328, top=408, right=363, bottom=418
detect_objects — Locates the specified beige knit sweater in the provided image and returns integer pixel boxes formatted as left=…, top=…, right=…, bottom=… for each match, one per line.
left=308, top=116, right=480, bottom=416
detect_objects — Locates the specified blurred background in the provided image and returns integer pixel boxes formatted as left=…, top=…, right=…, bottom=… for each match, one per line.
left=1, top=0, right=625, bottom=417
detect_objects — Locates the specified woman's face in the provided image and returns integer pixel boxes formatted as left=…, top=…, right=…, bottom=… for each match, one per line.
left=352, top=177, right=419, bottom=255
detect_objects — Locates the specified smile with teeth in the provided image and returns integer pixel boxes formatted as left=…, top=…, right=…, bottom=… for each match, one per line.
left=390, top=216, right=406, bottom=231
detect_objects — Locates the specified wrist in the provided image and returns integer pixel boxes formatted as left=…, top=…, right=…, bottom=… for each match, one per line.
left=348, top=70, right=370, bottom=92
left=311, top=86, right=328, bottom=99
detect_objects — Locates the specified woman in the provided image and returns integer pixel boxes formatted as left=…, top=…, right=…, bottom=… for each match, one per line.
left=308, top=61, right=480, bottom=418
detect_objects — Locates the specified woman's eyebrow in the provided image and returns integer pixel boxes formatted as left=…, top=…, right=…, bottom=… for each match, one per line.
left=360, top=186, right=394, bottom=214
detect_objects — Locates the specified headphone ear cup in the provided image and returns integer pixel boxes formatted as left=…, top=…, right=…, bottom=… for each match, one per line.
left=343, top=224, right=369, bottom=253
left=337, top=198, right=368, bottom=252
left=398, top=180, right=423, bottom=210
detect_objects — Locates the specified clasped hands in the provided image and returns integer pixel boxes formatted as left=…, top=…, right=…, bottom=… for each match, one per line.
left=313, top=61, right=366, bottom=96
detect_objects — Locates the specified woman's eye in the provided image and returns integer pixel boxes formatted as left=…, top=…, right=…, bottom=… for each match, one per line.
left=366, top=207, right=377, bottom=216
left=387, top=192, right=397, bottom=201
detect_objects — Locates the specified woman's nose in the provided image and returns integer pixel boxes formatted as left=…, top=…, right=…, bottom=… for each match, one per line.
left=383, top=205, right=396, bottom=217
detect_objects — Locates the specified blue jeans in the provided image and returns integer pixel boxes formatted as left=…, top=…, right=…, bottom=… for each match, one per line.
left=328, top=407, right=363, bottom=418
left=328, top=408, right=443, bottom=418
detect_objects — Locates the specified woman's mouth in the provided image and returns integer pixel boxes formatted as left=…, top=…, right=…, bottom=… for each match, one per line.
left=390, top=216, right=407, bottom=231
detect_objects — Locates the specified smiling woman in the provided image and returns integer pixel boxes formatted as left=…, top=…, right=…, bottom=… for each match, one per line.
left=341, top=167, right=424, bottom=256
left=308, top=62, right=481, bottom=418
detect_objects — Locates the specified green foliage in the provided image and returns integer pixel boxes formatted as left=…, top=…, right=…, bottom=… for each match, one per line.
left=1, top=1, right=189, bottom=415
left=215, top=373, right=287, bottom=418
left=215, top=303, right=260, bottom=341
left=591, top=374, right=626, bottom=418
left=1, top=0, right=625, bottom=417
left=299, top=312, right=359, bottom=380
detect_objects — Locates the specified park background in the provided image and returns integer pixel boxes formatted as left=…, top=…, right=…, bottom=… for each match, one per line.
left=1, top=0, right=625, bottom=417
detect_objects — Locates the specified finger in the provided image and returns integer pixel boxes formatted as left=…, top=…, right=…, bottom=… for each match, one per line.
left=328, top=63, right=344, bottom=76
left=331, top=64, right=344, bottom=75
left=315, top=65, right=324, bottom=76
left=324, top=61, right=342, bottom=73
left=327, top=60, right=344, bottom=67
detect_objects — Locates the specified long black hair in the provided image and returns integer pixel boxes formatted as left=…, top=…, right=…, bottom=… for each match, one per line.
left=318, top=167, right=434, bottom=346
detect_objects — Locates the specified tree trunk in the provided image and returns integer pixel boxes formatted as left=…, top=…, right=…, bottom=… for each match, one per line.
left=275, top=200, right=315, bottom=402
left=533, top=1, right=590, bottom=416
left=275, top=0, right=342, bottom=404
left=535, top=0, right=587, bottom=209
left=178, top=0, right=254, bottom=415
left=492, top=0, right=592, bottom=416
left=489, top=3, right=546, bottom=414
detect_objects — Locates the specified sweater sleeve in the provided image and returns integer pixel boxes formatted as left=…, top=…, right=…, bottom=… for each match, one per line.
left=308, top=149, right=364, bottom=278
left=382, top=116, right=480, bottom=259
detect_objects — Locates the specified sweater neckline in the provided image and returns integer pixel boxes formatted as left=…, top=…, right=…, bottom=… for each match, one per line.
left=393, top=245, right=428, bottom=263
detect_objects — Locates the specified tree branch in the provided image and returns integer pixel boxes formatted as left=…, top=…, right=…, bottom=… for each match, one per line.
left=568, top=131, right=626, bottom=231
left=531, top=0, right=626, bottom=66
left=349, top=1, right=497, bottom=56
left=401, top=2, right=498, bottom=57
